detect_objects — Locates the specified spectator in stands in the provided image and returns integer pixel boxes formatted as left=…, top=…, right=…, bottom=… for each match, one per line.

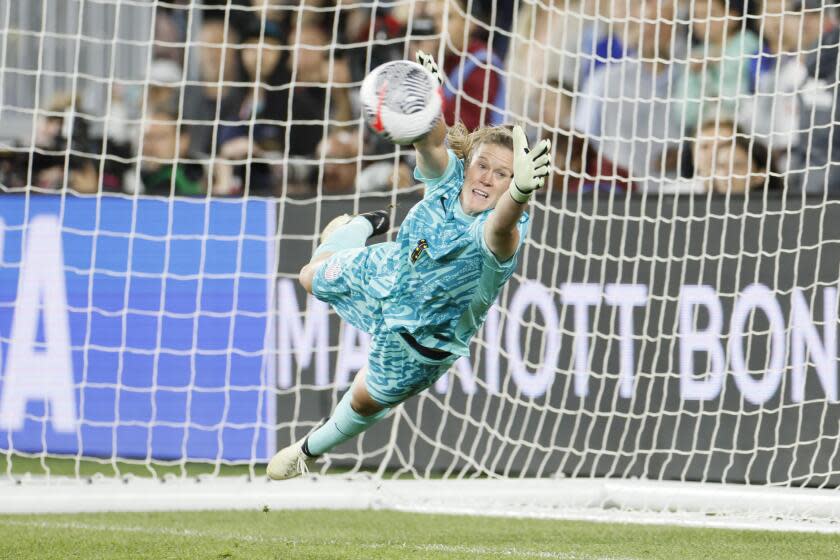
left=474, top=0, right=516, bottom=58
left=66, top=155, right=101, bottom=194
left=146, top=59, right=184, bottom=115
left=505, top=0, right=611, bottom=190
left=318, top=129, right=360, bottom=195
left=214, top=15, right=293, bottom=195
left=18, top=92, right=110, bottom=194
left=286, top=23, right=353, bottom=152
left=246, top=0, right=293, bottom=28
left=0, top=149, right=24, bottom=191
left=686, top=117, right=782, bottom=193
left=674, top=0, right=762, bottom=132
left=28, top=92, right=78, bottom=190
left=317, top=128, right=414, bottom=194
left=499, top=0, right=627, bottom=111
left=182, top=10, right=244, bottom=157
left=138, top=107, right=205, bottom=196
left=219, top=15, right=290, bottom=153
left=573, top=0, right=688, bottom=192
left=153, top=4, right=187, bottom=67
left=339, top=6, right=406, bottom=85
left=412, top=0, right=506, bottom=130
left=216, top=16, right=352, bottom=195
left=759, top=0, right=840, bottom=193
left=45, top=91, right=133, bottom=194
left=578, top=0, right=632, bottom=85
left=406, top=14, right=439, bottom=63
left=740, top=0, right=800, bottom=161
left=504, top=0, right=584, bottom=138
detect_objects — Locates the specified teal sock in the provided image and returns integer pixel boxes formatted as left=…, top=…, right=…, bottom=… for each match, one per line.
left=313, top=216, right=373, bottom=258
left=305, top=390, right=389, bottom=456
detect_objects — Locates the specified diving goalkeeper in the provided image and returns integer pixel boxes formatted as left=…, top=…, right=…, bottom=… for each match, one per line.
left=267, top=52, right=551, bottom=480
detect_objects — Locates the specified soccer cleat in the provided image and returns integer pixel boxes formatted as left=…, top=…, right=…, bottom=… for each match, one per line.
left=358, top=209, right=390, bottom=237
left=266, top=437, right=316, bottom=481
left=320, top=210, right=390, bottom=244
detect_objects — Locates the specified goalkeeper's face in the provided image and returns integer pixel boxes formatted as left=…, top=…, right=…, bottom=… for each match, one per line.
left=461, top=143, right=514, bottom=215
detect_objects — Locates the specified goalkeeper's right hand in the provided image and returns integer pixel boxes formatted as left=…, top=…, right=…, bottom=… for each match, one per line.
left=416, top=49, right=443, bottom=86
left=509, top=126, right=551, bottom=204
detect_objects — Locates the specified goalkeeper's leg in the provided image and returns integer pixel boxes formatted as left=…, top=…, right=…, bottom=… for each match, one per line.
left=266, top=367, right=387, bottom=480
left=267, top=329, right=456, bottom=480
left=299, top=210, right=390, bottom=294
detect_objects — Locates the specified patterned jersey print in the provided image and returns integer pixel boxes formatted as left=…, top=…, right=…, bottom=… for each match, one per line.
left=312, top=151, right=529, bottom=357
left=382, top=151, right=529, bottom=356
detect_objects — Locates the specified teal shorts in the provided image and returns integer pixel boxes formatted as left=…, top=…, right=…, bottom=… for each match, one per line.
left=364, top=329, right=456, bottom=406
left=311, top=247, right=456, bottom=407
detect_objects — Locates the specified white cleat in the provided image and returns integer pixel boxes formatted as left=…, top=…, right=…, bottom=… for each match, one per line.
left=267, top=438, right=316, bottom=481
left=320, top=214, right=352, bottom=244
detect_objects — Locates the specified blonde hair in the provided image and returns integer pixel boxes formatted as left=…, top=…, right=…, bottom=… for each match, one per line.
left=446, top=122, right=513, bottom=165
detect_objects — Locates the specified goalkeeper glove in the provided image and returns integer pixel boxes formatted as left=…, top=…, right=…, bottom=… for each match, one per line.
left=415, top=49, right=443, bottom=86
left=509, top=125, right=551, bottom=204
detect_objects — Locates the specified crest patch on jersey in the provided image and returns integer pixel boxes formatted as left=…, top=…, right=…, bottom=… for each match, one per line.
left=410, top=239, right=429, bottom=263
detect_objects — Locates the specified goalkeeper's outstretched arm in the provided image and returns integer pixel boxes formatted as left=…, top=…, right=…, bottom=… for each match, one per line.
left=414, top=119, right=449, bottom=179
left=485, top=126, right=551, bottom=261
left=412, top=49, right=449, bottom=179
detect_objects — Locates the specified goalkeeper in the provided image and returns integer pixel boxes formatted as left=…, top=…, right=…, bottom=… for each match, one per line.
left=268, top=52, right=551, bottom=480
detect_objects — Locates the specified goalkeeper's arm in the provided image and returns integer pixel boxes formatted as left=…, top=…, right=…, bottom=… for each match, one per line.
left=414, top=119, right=448, bottom=179
left=485, top=126, right=551, bottom=261
left=412, top=50, right=449, bottom=179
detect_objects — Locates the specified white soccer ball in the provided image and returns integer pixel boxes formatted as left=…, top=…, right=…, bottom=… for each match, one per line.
left=360, top=60, right=442, bottom=145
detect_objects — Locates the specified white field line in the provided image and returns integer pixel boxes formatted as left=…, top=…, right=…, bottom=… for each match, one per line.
left=0, top=518, right=632, bottom=560
left=399, top=506, right=840, bottom=535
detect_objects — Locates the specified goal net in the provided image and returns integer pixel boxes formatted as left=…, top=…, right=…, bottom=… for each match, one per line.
left=2, top=0, right=840, bottom=529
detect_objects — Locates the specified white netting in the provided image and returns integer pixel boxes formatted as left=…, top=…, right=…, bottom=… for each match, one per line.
left=2, top=0, right=840, bottom=527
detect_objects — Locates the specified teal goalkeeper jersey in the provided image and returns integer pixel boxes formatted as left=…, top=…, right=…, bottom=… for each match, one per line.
left=370, top=150, right=529, bottom=356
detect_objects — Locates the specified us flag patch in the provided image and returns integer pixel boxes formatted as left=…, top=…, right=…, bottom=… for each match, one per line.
left=324, top=261, right=342, bottom=281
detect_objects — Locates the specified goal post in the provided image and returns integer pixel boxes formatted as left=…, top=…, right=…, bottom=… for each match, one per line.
left=1, top=0, right=840, bottom=530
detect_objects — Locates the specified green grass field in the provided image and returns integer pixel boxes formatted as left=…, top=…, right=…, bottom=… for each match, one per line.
left=3, top=454, right=839, bottom=558
left=0, top=453, right=257, bottom=479
left=1, top=509, right=838, bottom=560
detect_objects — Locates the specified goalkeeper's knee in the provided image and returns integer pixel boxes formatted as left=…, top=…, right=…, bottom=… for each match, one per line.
left=298, top=262, right=319, bottom=294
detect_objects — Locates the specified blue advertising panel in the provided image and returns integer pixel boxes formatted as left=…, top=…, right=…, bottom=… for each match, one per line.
left=0, top=194, right=275, bottom=462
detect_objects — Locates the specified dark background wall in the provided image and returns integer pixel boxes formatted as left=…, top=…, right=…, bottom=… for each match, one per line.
left=275, top=193, right=840, bottom=486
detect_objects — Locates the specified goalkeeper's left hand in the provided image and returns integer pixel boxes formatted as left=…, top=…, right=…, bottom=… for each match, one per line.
left=509, top=126, right=551, bottom=204
left=415, top=49, right=443, bottom=86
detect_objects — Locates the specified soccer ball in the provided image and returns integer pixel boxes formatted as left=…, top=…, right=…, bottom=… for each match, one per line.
left=360, top=60, right=442, bottom=145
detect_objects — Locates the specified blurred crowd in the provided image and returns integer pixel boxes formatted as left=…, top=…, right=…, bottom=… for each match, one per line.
left=511, top=0, right=840, bottom=194
left=3, top=0, right=840, bottom=197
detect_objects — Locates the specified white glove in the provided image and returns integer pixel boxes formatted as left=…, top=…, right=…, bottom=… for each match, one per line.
left=510, top=126, right=551, bottom=203
left=415, top=49, right=443, bottom=86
